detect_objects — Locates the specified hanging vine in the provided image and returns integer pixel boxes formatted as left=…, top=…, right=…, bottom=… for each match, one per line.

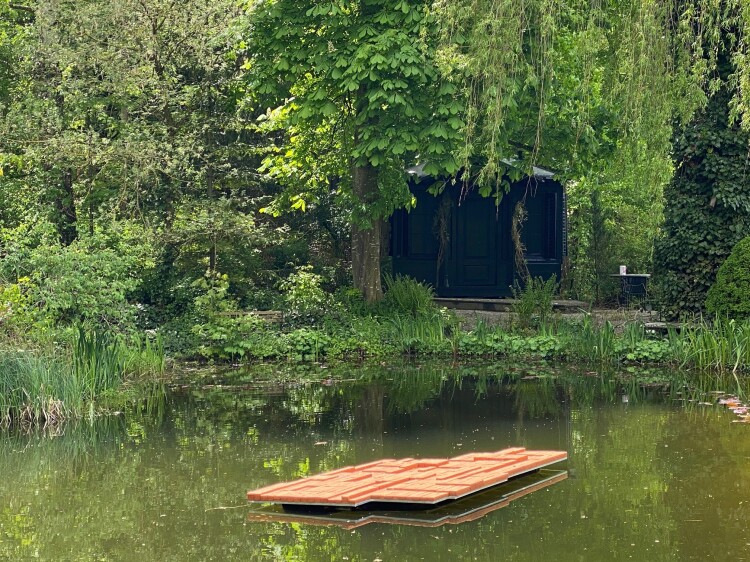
left=511, top=199, right=530, bottom=283
left=434, top=0, right=749, bottom=189
left=432, top=192, right=453, bottom=287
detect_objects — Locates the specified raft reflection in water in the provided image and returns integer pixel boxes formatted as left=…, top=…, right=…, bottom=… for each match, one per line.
left=247, top=469, right=568, bottom=529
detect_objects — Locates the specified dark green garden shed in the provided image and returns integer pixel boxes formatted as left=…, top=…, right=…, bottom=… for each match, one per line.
left=390, top=164, right=567, bottom=297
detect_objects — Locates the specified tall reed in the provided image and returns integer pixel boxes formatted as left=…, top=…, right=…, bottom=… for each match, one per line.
left=382, top=274, right=437, bottom=317
left=72, top=327, right=126, bottom=401
left=1, top=327, right=167, bottom=429
left=0, top=350, right=73, bottom=427
left=122, top=333, right=166, bottom=377
left=562, top=317, right=618, bottom=363
left=386, top=310, right=450, bottom=353
left=673, top=318, right=750, bottom=374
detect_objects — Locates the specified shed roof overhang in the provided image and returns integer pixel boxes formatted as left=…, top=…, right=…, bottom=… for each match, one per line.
left=406, top=160, right=555, bottom=181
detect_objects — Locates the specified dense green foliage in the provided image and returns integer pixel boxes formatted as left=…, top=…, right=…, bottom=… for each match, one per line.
left=567, top=173, right=667, bottom=303
left=0, top=222, right=147, bottom=331
left=4, top=0, right=750, bottom=378
left=653, top=79, right=750, bottom=318
left=0, top=0, right=346, bottom=336
left=245, top=0, right=470, bottom=300
left=706, top=236, right=750, bottom=319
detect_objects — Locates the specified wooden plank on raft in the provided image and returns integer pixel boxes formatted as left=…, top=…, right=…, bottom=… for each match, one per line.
left=247, top=447, right=567, bottom=508
left=247, top=469, right=568, bottom=529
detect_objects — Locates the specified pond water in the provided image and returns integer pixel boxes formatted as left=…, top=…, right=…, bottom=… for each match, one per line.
left=1, top=362, right=749, bottom=561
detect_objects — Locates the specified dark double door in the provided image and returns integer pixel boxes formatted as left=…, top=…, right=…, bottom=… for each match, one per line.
left=443, top=194, right=513, bottom=296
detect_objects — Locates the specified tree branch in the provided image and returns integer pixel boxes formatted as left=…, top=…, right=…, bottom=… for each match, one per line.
left=9, top=3, right=34, bottom=13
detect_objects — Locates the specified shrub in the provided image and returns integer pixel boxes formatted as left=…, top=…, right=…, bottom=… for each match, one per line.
left=191, top=271, right=279, bottom=360
left=0, top=276, right=36, bottom=335
left=327, top=316, right=394, bottom=359
left=332, top=287, right=371, bottom=317
left=706, top=236, right=750, bottom=319
left=278, top=265, right=331, bottom=325
left=0, top=221, right=146, bottom=331
left=283, top=328, right=331, bottom=361
left=511, top=275, right=558, bottom=329
left=382, top=274, right=436, bottom=317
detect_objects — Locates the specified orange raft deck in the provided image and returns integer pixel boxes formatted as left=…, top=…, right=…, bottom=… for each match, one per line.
left=248, top=470, right=568, bottom=529
left=247, top=447, right=567, bottom=508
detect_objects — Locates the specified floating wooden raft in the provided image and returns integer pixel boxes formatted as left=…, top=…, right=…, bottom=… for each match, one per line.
left=248, top=469, right=567, bottom=529
left=247, top=447, right=567, bottom=508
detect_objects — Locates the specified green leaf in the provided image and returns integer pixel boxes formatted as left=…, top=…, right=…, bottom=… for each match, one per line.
left=321, top=102, right=338, bottom=116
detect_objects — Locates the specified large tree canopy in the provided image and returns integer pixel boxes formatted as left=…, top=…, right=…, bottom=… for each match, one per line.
left=245, top=0, right=467, bottom=301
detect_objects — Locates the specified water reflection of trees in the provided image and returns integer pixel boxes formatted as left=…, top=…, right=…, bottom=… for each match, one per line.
left=2, top=362, right=749, bottom=560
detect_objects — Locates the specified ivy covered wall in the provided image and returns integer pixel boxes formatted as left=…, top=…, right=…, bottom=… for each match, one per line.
left=653, top=78, right=750, bottom=318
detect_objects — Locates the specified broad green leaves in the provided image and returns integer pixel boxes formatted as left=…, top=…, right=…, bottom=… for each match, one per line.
left=654, top=76, right=750, bottom=318
left=245, top=0, right=465, bottom=221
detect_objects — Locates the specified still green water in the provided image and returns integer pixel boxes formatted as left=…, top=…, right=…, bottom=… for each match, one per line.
left=1, top=362, right=749, bottom=561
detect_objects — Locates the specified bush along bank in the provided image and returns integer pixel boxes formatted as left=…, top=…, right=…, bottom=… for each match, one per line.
left=195, top=314, right=750, bottom=373
left=184, top=273, right=750, bottom=374
left=706, top=235, right=750, bottom=319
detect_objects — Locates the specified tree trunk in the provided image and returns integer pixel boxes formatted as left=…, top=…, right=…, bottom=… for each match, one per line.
left=55, top=170, right=78, bottom=246
left=351, top=164, right=383, bottom=303
left=355, top=383, right=385, bottom=445
left=52, top=85, right=76, bottom=246
left=207, top=166, right=217, bottom=272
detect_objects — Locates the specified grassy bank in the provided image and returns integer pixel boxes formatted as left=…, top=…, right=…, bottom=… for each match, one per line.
left=0, top=328, right=166, bottom=429
left=4, top=274, right=750, bottom=431
left=186, top=301, right=750, bottom=374
left=180, top=274, right=750, bottom=373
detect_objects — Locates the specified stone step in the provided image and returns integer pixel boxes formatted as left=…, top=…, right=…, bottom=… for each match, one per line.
left=434, top=298, right=590, bottom=314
